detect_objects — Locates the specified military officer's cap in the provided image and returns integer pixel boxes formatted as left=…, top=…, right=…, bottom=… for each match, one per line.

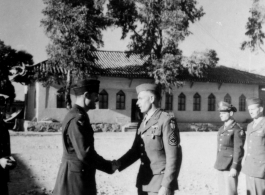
left=246, top=97, right=263, bottom=107
left=72, top=79, right=100, bottom=95
left=218, top=101, right=237, bottom=112
left=136, top=83, right=159, bottom=94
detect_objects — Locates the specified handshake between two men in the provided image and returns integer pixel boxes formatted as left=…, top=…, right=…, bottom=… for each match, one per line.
left=111, top=160, right=121, bottom=173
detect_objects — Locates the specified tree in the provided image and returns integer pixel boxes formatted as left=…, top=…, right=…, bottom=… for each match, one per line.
left=241, top=0, right=265, bottom=53
left=107, top=0, right=219, bottom=89
left=0, top=40, right=34, bottom=102
left=41, top=0, right=111, bottom=108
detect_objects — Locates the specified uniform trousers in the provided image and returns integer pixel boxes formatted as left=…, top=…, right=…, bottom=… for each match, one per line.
left=246, top=175, right=265, bottom=195
left=138, top=187, right=157, bottom=195
left=0, top=183, right=9, bottom=195
left=217, top=170, right=238, bottom=195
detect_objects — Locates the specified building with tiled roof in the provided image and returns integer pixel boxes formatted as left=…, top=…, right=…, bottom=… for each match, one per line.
left=20, top=50, right=265, bottom=126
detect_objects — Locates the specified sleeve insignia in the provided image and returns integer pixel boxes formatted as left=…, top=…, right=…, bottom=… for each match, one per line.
left=77, top=114, right=85, bottom=126
left=169, top=131, right=178, bottom=146
left=170, top=119, right=175, bottom=130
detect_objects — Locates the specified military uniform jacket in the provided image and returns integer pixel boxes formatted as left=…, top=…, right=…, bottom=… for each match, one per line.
left=53, top=105, right=112, bottom=195
left=214, top=120, right=245, bottom=171
left=118, top=109, right=182, bottom=192
left=0, top=120, right=11, bottom=184
left=242, top=117, right=265, bottom=178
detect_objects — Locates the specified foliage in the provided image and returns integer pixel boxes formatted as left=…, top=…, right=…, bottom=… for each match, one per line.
left=41, top=0, right=111, bottom=108
left=0, top=40, right=34, bottom=101
left=41, top=0, right=110, bottom=81
left=241, top=0, right=265, bottom=53
left=27, top=121, right=62, bottom=132
left=108, top=0, right=219, bottom=88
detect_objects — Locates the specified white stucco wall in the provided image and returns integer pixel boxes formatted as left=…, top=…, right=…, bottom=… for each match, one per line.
left=30, top=77, right=259, bottom=123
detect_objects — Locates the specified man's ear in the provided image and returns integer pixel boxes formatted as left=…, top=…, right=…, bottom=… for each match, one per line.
left=260, top=106, right=264, bottom=114
left=84, top=92, right=90, bottom=99
left=229, top=111, right=234, bottom=117
left=150, top=95, right=155, bottom=103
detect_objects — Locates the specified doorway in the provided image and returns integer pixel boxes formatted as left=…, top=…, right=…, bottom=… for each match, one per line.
left=131, top=99, right=142, bottom=122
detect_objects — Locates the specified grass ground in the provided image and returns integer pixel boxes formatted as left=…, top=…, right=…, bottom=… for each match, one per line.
left=8, top=132, right=247, bottom=195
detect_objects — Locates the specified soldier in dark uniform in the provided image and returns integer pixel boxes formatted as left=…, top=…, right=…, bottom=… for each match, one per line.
left=0, top=94, right=17, bottom=195
left=53, top=79, right=115, bottom=195
left=242, top=97, right=265, bottom=195
left=115, top=83, right=182, bottom=195
left=214, top=101, right=245, bottom=195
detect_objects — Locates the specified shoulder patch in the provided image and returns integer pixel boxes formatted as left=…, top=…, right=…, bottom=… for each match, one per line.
left=77, top=114, right=85, bottom=126
left=169, top=118, right=178, bottom=146
left=169, top=131, right=178, bottom=146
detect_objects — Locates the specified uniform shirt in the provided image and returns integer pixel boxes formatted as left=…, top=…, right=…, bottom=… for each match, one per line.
left=118, top=109, right=182, bottom=192
left=214, top=120, right=245, bottom=171
left=242, top=117, right=265, bottom=178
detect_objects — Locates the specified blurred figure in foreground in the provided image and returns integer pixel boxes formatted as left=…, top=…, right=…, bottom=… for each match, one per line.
left=0, top=94, right=17, bottom=195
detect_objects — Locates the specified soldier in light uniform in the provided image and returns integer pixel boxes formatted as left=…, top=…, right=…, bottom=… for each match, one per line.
left=53, top=79, right=115, bottom=195
left=214, top=101, right=245, bottom=195
left=116, top=83, right=182, bottom=195
left=242, top=97, right=265, bottom=195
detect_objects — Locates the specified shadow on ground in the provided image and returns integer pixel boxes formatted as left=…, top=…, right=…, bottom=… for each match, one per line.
left=9, top=153, right=52, bottom=195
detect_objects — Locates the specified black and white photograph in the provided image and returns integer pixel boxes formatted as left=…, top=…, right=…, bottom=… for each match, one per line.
left=0, top=0, right=265, bottom=194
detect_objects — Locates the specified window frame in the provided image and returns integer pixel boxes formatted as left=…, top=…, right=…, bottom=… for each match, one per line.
left=99, top=90, right=108, bottom=109
left=165, top=93, right=173, bottom=111
left=208, top=93, right=216, bottom=111
left=193, top=93, right=201, bottom=111
left=239, top=94, right=246, bottom=111
left=224, top=93, right=231, bottom=104
left=178, top=93, right=186, bottom=111
left=116, top=90, right=126, bottom=110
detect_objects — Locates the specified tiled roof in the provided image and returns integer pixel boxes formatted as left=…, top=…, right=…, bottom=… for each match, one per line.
left=24, top=50, right=265, bottom=85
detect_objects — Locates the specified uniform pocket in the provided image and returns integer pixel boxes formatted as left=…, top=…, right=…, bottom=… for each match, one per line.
left=69, top=161, right=85, bottom=173
left=147, top=128, right=163, bottom=151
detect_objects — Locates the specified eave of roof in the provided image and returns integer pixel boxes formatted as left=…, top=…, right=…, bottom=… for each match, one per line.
left=22, top=50, right=265, bottom=85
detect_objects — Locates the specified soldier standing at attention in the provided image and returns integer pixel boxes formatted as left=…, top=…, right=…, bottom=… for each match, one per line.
left=242, top=97, right=265, bottom=195
left=53, top=79, right=115, bottom=195
left=0, top=94, right=16, bottom=195
left=214, top=101, right=245, bottom=195
left=115, top=83, right=182, bottom=195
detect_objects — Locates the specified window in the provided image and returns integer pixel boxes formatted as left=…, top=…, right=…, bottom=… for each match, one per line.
left=224, top=94, right=231, bottom=104
left=165, top=93, right=173, bottom=111
left=57, top=92, right=65, bottom=108
left=193, top=93, right=201, bottom=111
left=116, top=90, right=125, bottom=109
left=99, top=90, right=108, bottom=109
left=208, top=93, right=216, bottom=111
left=178, top=93, right=186, bottom=111
left=239, top=94, right=246, bottom=111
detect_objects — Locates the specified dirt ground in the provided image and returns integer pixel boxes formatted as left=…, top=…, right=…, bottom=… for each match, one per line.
left=8, top=132, right=247, bottom=195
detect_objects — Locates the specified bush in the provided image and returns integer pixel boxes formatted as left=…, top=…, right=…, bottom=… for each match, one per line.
left=26, top=121, right=62, bottom=132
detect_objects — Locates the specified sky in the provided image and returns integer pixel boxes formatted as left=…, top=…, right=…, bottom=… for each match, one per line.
left=0, top=0, right=265, bottom=100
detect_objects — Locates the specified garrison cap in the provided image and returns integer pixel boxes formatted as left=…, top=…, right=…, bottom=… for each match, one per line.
left=136, top=83, right=159, bottom=94
left=218, top=101, right=237, bottom=112
left=72, top=79, right=100, bottom=95
left=246, top=97, right=263, bottom=107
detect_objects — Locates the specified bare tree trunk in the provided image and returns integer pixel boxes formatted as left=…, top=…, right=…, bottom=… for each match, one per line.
left=65, top=69, right=72, bottom=109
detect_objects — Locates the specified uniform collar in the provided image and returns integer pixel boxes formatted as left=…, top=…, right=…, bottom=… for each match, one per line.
left=220, top=119, right=236, bottom=133
left=139, top=109, right=161, bottom=134
left=250, top=116, right=265, bottom=132
left=73, top=104, right=87, bottom=115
